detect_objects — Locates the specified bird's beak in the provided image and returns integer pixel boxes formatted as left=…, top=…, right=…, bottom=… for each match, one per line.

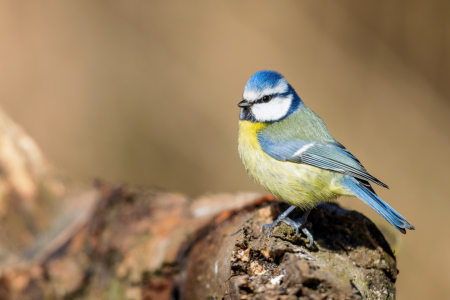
left=238, top=100, right=252, bottom=108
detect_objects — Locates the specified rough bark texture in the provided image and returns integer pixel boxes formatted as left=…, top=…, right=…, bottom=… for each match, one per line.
left=181, top=201, right=397, bottom=300
left=0, top=184, right=397, bottom=300
left=0, top=107, right=398, bottom=300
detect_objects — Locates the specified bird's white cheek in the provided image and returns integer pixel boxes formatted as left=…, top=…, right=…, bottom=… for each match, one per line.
left=251, top=96, right=292, bottom=122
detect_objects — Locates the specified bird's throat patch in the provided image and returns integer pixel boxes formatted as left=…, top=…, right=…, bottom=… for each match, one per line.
left=238, top=121, right=266, bottom=150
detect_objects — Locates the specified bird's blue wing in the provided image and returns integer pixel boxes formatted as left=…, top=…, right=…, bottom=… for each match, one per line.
left=258, top=134, right=388, bottom=188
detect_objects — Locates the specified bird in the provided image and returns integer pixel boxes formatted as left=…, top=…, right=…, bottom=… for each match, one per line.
left=237, top=70, right=414, bottom=247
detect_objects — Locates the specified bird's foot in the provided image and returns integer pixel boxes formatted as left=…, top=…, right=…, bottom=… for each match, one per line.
left=261, top=207, right=313, bottom=247
left=283, top=217, right=314, bottom=248
left=262, top=205, right=297, bottom=238
left=262, top=221, right=277, bottom=238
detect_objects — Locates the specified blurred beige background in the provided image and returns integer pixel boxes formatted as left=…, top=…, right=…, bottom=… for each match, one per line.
left=1, top=1, right=449, bottom=299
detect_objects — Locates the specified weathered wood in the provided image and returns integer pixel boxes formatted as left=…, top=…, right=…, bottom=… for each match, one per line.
left=0, top=107, right=397, bottom=299
left=178, top=201, right=397, bottom=300
left=0, top=184, right=396, bottom=299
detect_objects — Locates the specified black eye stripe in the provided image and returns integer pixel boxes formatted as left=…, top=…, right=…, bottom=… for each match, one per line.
left=254, top=95, right=271, bottom=104
left=242, top=92, right=290, bottom=104
left=254, top=92, right=290, bottom=104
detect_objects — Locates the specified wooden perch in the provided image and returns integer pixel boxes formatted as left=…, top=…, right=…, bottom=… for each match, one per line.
left=181, top=199, right=397, bottom=300
left=0, top=107, right=397, bottom=300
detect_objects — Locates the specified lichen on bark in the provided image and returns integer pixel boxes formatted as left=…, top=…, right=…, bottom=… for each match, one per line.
left=181, top=202, right=397, bottom=300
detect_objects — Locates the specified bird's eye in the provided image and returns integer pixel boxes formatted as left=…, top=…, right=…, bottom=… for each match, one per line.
left=262, top=95, right=272, bottom=103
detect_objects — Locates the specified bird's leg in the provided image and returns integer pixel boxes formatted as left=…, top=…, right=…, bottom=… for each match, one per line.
left=283, top=209, right=314, bottom=248
left=262, top=205, right=296, bottom=237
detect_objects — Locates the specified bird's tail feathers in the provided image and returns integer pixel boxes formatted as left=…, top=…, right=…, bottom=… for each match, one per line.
left=343, top=178, right=415, bottom=234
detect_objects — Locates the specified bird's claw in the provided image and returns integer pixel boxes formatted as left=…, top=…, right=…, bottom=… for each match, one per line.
left=302, top=227, right=314, bottom=248
left=283, top=218, right=300, bottom=235
left=262, top=222, right=276, bottom=237
left=283, top=217, right=314, bottom=248
left=261, top=207, right=314, bottom=247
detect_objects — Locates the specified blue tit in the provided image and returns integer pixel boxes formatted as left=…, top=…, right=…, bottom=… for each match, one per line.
left=237, top=70, right=414, bottom=247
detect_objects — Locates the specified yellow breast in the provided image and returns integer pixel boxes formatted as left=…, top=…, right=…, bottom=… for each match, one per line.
left=238, top=120, right=351, bottom=209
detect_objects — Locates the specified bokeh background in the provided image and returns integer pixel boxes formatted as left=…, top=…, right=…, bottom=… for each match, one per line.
left=1, top=1, right=449, bottom=299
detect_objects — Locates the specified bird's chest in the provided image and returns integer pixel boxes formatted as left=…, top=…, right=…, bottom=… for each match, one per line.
left=238, top=121, right=340, bottom=205
left=239, top=121, right=310, bottom=181
left=238, top=121, right=267, bottom=170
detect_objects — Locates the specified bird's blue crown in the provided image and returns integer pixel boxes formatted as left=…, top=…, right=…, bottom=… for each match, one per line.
left=240, top=70, right=302, bottom=123
left=244, top=70, right=286, bottom=95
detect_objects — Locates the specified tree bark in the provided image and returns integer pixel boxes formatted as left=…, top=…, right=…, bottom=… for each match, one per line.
left=0, top=107, right=397, bottom=300
left=178, top=198, right=397, bottom=300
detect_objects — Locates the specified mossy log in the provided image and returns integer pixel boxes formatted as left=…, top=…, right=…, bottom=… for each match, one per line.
left=179, top=198, right=397, bottom=300
left=0, top=107, right=397, bottom=300
left=0, top=184, right=397, bottom=300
